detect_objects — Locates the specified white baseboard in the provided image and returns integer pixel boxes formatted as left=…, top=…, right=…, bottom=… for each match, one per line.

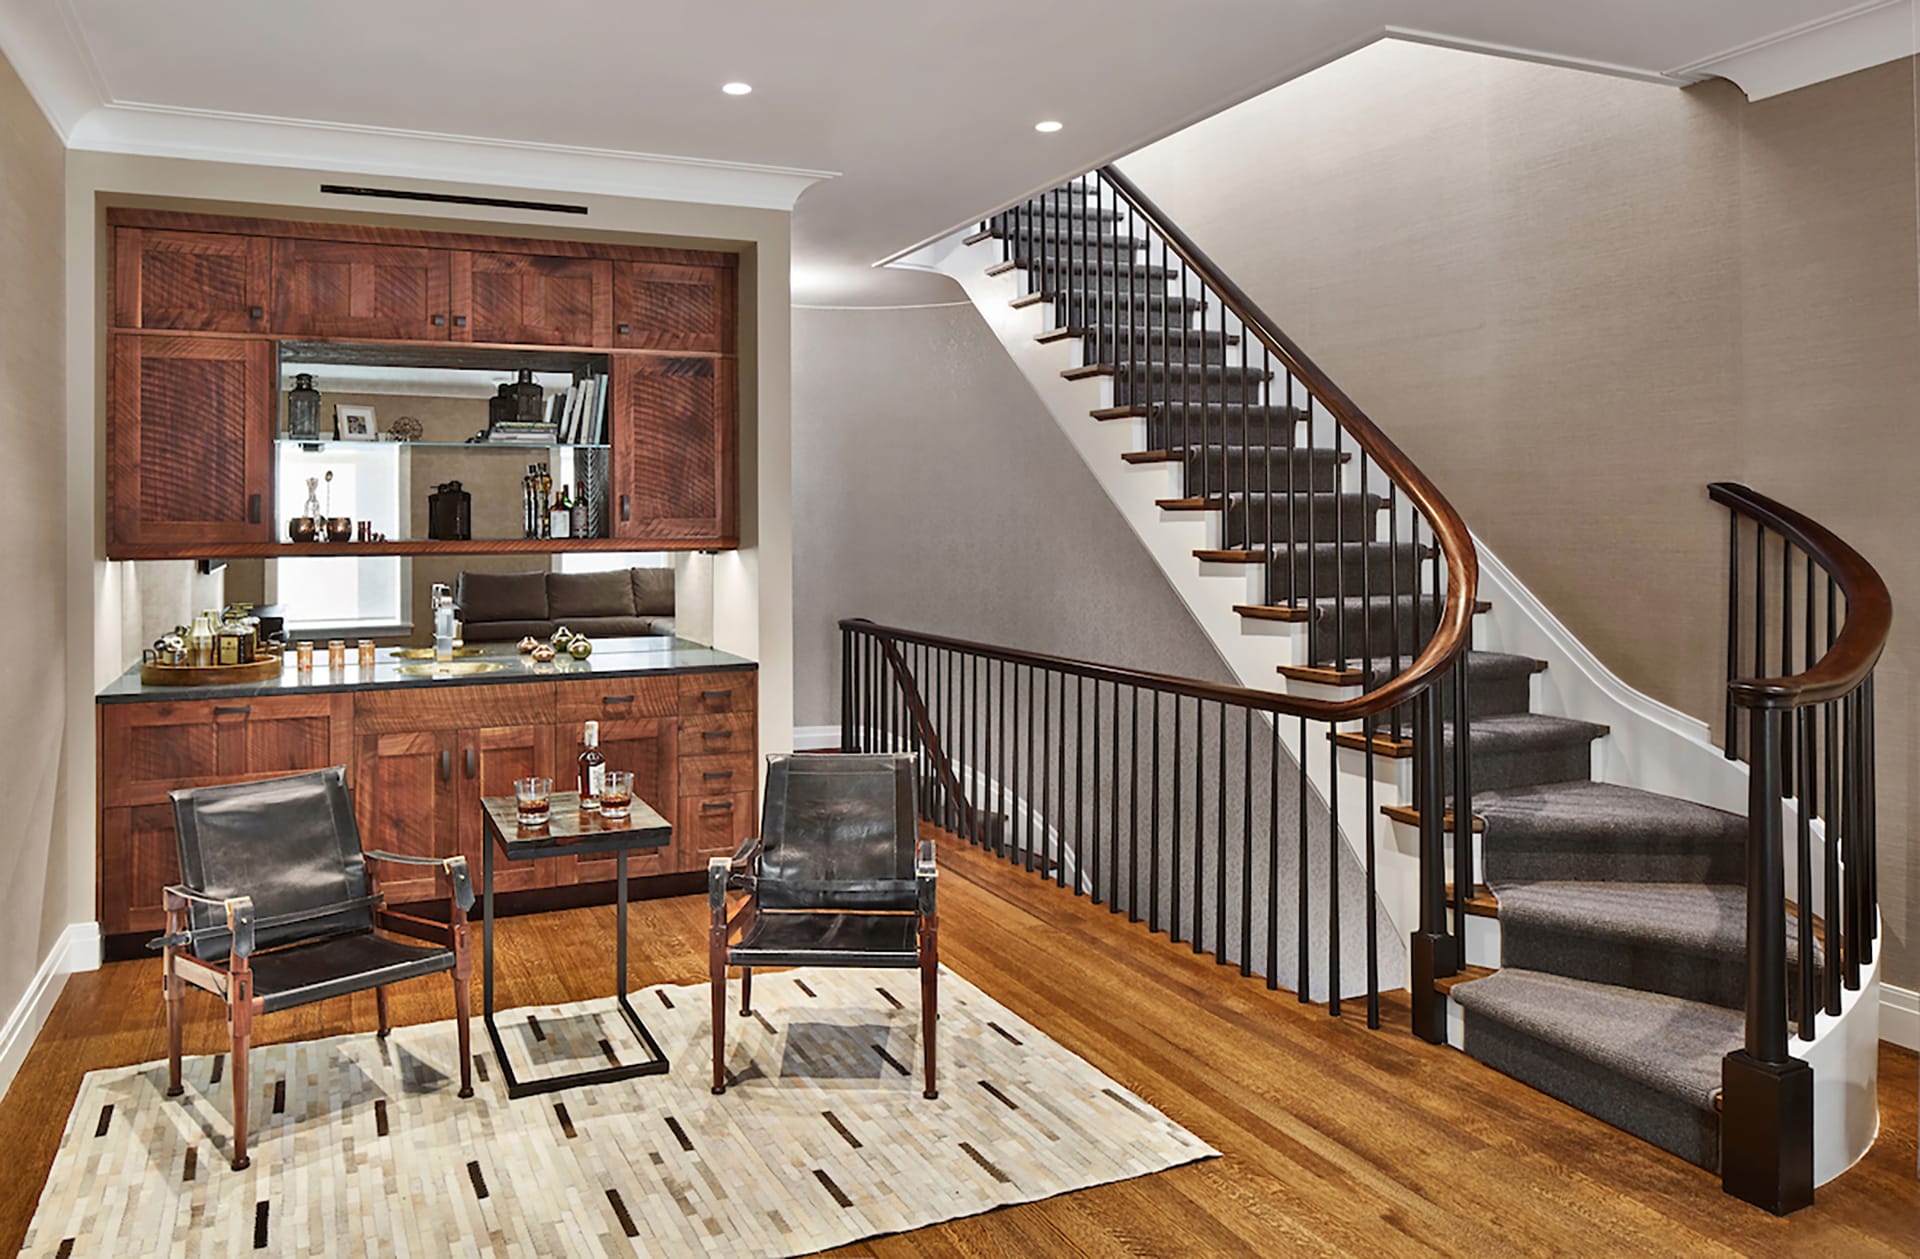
left=0, top=922, right=102, bottom=1103
left=793, top=725, right=841, bottom=751
left=1883, top=983, right=1919, bottom=1052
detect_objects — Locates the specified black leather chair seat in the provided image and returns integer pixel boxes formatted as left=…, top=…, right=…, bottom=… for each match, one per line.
left=731, top=911, right=920, bottom=968
left=248, top=931, right=456, bottom=1014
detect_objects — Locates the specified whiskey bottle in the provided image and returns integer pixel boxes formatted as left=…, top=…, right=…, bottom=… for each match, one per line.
left=537, top=463, right=553, bottom=538
left=550, top=484, right=572, bottom=539
left=578, top=720, right=606, bottom=813
left=570, top=482, right=588, bottom=538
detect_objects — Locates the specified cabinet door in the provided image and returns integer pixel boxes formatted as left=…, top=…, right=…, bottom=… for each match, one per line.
left=610, top=355, right=737, bottom=544
left=271, top=239, right=450, bottom=341
left=555, top=716, right=678, bottom=882
left=99, top=805, right=184, bottom=937
left=113, top=228, right=271, bottom=332
left=108, top=334, right=274, bottom=551
left=613, top=262, right=733, bottom=353
left=453, top=252, right=611, bottom=346
left=101, top=694, right=348, bottom=808
left=353, top=730, right=459, bottom=906
left=457, top=724, right=555, bottom=894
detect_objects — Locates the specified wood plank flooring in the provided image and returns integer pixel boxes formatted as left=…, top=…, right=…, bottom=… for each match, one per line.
left=1, top=834, right=1914, bottom=1255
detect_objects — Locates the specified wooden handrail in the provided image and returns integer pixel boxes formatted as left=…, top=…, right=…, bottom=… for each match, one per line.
left=1096, top=162, right=1478, bottom=716
left=872, top=631, right=982, bottom=838
left=1709, top=482, right=1891, bottom=709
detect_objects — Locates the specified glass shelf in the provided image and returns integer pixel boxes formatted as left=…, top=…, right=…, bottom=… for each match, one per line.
left=276, top=439, right=611, bottom=451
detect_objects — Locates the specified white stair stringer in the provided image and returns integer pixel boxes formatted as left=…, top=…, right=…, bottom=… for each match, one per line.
left=900, top=231, right=1417, bottom=994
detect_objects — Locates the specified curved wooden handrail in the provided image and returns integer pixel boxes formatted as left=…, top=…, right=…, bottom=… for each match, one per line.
left=1097, top=163, right=1478, bottom=718
left=1710, top=482, right=1891, bottom=709
left=846, top=618, right=1424, bottom=722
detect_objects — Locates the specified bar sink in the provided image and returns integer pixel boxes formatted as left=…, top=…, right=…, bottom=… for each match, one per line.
left=395, top=660, right=507, bottom=677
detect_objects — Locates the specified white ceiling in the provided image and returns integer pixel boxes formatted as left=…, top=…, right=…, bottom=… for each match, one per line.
left=1, top=0, right=1910, bottom=304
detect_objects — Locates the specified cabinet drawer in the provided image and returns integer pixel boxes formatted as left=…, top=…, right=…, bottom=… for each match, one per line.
left=679, top=751, right=755, bottom=798
left=677, top=792, right=755, bottom=868
left=356, top=683, right=554, bottom=733
left=678, top=671, right=756, bottom=716
left=100, top=693, right=348, bottom=808
left=554, top=676, right=676, bottom=724
left=677, top=711, right=755, bottom=757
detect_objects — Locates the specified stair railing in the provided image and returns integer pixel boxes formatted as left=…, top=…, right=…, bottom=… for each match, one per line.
left=1711, top=482, right=1890, bottom=1215
left=976, top=165, right=1480, bottom=1038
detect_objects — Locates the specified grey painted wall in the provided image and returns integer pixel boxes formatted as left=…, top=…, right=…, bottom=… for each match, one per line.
left=791, top=302, right=1399, bottom=997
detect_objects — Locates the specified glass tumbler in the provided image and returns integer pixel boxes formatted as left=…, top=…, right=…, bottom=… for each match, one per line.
left=515, top=776, right=553, bottom=827
left=295, top=640, right=314, bottom=671
left=600, top=770, right=635, bottom=818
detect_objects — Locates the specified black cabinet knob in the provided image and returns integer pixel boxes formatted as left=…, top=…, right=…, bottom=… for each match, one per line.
left=431, top=314, right=447, bottom=327
left=453, top=315, right=467, bottom=328
left=248, top=305, right=264, bottom=321
left=617, top=323, right=631, bottom=335
left=248, top=493, right=261, bottom=524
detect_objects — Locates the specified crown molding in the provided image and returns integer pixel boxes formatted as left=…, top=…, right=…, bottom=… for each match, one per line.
left=64, top=102, right=834, bottom=211
left=1665, top=0, right=1917, bottom=100
left=0, top=0, right=105, bottom=138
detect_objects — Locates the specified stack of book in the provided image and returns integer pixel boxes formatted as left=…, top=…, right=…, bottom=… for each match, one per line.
left=545, top=372, right=610, bottom=446
left=485, top=421, right=560, bottom=445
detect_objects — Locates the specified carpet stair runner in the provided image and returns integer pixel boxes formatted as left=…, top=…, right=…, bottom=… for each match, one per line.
left=984, top=196, right=1817, bottom=1176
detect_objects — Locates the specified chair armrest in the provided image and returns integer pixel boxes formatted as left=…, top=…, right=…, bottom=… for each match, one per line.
left=708, top=857, right=729, bottom=924
left=916, top=839, right=937, bottom=917
left=727, top=835, right=763, bottom=870
left=365, top=850, right=476, bottom=913
left=152, top=885, right=256, bottom=959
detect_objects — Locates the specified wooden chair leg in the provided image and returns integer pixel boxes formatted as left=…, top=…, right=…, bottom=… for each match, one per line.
left=710, top=939, right=727, bottom=1095
left=452, top=912, right=473, bottom=1099
left=164, top=948, right=184, bottom=1099
left=921, top=922, right=939, bottom=1100
left=229, top=967, right=254, bottom=1172
left=740, top=967, right=753, bottom=1016
left=375, top=986, right=391, bottom=1039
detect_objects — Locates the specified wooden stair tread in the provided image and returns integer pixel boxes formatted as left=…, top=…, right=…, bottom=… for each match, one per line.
left=986, top=260, right=1019, bottom=277
left=1331, top=730, right=1416, bottom=758
left=1276, top=664, right=1363, bottom=686
left=1381, top=803, right=1486, bottom=833
left=1062, top=363, right=1117, bottom=381
left=962, top=228, right=994, bottom=246
left=1445, top=883, right=1500, bottom=918
left=1231, top=603, right=1311, bottom=623
left=1435, top=965, right=1496, bottom=995
left=1010, top=292, right=1050, bottom=309
left=1157, top=497, right=1225, bottom=511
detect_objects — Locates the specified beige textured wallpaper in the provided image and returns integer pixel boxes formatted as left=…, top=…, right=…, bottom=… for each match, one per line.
left=1121, top=42, right=1920, bottom=988
left=0, top=47, right=69, bottom=1017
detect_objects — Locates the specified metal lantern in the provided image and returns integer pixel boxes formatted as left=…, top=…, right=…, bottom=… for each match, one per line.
left=287, top=373, right=322, bottom=440
left=489, top=369, right=545, bottom=427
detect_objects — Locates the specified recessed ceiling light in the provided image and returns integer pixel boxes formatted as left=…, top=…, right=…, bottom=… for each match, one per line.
left=722, top=82, right=753, bottom=96
left=1034, top=120, right=1063, bottom=133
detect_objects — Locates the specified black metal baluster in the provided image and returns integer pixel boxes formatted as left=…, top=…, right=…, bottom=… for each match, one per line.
left=1091, top=680, right=1102, bottom=904
left=1113, top=683, right=1125, bottom=914
left=1032, top=665, right=1044, bottom=875
left=1170, top=695, right=1183, bottom=944
left=1297, top=714, right=1309, bottom=1000
left=1057, top=672, right=1069, bottom=891
left=1241, top=705, right=1253, bottom=977
left=1268, top=709, right=1280, bottom=991
left=1074, top=677, right=1086, bottom=897
left=1215, top=701, right=1227, bottom=965
left=1365, top=712, right=1379, bottom=1028
left=1194, top=699, right=1207, bottom=956
left=1390, top=486, right=1402, bottom=745
left=1146, top=687, right=1159, bottom=930
left=1824, top=695, right=1840, bottom=1016
left=1726, top=509, right=1740, bottom=759
left=1796, top=706, right=1815, bottom=1041
left=1781, top=536, right=1794, bottom=796
left=1285, top=370, right=1298, bottom=607
left=1328, top=703, right=1341, bottom=1017
left=1452, top=651, right=1472, bottom=958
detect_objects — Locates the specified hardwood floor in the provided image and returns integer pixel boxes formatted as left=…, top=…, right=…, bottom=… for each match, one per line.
left=2, top=834, right=1914, bottom=1255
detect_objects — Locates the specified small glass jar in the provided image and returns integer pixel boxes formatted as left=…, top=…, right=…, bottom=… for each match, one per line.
left=327, top=639, right=346, bottom=670
left=357, top=639, right=377, bottom=669
left=295, top=640, right=314, bottom=671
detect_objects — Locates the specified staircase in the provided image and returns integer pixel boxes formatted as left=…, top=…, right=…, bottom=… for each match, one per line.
left=899, top=165, right=1888, bottom=1212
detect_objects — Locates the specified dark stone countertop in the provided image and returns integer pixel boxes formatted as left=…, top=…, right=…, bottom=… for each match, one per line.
left=96, top=636, right=755, bottom=704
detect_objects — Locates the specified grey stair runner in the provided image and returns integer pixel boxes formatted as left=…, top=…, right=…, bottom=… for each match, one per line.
left=993, top=201, right=1777, bottom=1175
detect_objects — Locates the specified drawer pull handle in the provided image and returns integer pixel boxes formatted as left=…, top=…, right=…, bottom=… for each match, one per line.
left=700, top=731, right=730, bottom=742
left=248, top=493, right=262, bottom=524
left=213, top=704, right=252, bottom=717
left=465, top=747, right=477, bottom=778
left=440, top=750, right=452, bottom=782
left=603, top=695, right=635, bottom=706
left=431, top=314, right=446, bottom=327
left=620, top=494, right=630, bottom=522
left=701, top=800, right=734, bottom=813
left=700, top=689, right=729, bottom=701
left=453, top=315, right=467, bottom=328
left=702, top=770, right=733, bottom=781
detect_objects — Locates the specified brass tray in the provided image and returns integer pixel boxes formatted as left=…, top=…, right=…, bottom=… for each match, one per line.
left=139, top=653, right=285, bottom=687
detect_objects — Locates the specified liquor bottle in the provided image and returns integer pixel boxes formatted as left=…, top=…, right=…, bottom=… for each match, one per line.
left=537, top=463, right=553, bottom=538
left=577, top=720, right=606, bottom=812
left=550, top=484, right=572, bottom=539
left=570, top=482, right=588, bottom=538
left=523, top=466, right=537, bottom=538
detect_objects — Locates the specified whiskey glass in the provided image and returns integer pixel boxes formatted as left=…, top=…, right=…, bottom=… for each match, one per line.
left=515, top=776, right=553, bottom=827
left=600, top=770, right=634, bottom=818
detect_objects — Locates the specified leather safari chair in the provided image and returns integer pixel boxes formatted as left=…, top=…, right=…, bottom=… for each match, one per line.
left=708, top=754, right=938, bottom=1098
left=156, top=767, right=475, bottom=1170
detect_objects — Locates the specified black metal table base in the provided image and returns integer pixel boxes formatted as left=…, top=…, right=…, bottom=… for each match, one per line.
left=483, top=838, right=671, bottom=1098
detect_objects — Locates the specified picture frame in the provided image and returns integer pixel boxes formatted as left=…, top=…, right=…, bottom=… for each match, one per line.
left=335, top=405, right=377, bottom=441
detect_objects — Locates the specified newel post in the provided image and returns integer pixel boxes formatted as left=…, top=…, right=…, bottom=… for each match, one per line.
left=1720, top=705, right=1814, bottom=1215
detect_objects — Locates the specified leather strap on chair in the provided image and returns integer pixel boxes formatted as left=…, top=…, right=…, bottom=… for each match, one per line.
left=149, top=892, right=384, bottom=954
